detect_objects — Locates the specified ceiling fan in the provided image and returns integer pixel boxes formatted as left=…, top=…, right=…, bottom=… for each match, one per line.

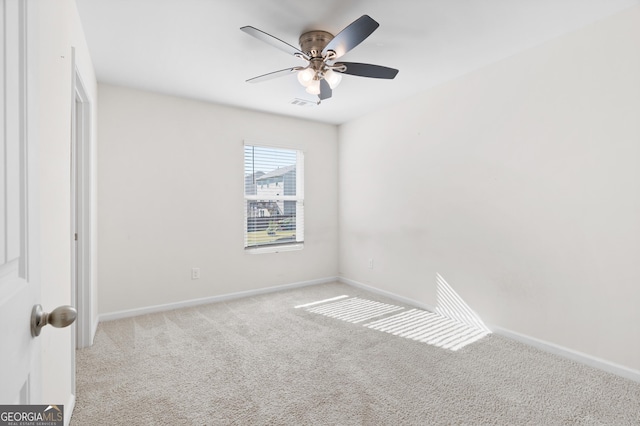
left=240, top=15, right=399, bottom=104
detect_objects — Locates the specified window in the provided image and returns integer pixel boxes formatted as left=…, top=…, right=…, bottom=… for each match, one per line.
left=244, top=144, right=304, bottom=250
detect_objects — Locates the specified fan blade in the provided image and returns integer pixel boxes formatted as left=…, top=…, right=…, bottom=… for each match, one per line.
left=241, top=26, right=308, bottom=59
left=319, top=79, right=332, bottom=100
left=322, top=15, right=379, bottom=59
left=246, top=67, right=299, bottom=83
left=339, top=62, right=399, bottom=79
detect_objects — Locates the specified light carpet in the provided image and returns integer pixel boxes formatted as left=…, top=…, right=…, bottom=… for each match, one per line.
left=72, top=282, right=640, bottom=425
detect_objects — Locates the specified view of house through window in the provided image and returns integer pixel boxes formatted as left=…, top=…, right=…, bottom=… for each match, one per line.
left=244, top=144, right=304, bottom=249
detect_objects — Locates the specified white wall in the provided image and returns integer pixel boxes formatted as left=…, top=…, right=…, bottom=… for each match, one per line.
left=30, top=0, right=98, bottom=412
left=339, top=6, right=640, bottom=372
left=97, top=85, right=338, bottom=314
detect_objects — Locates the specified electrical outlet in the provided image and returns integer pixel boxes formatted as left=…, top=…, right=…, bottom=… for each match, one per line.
left=191, top=267, right=200, bottom=280
left=368, top=258, right=373, bottom=269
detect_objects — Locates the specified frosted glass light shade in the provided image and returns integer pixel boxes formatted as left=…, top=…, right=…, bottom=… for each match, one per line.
left=305, top=79, right=321, bottom=95
left=324, top=69, right=342, bottom=89
left=297, top=68, right=315, bottom=87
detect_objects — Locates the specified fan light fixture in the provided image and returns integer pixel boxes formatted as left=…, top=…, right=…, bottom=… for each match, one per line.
left=297, top=67, right=320, bottom=95
left=297, top=67, right=342, bottom=93
left=241, top=15, right=399, bottom=104
left=324, top=69, right=342, bottom=89
left=297, top=68, right=315, bottom=87
left=305, top=79, right=321, bottom=95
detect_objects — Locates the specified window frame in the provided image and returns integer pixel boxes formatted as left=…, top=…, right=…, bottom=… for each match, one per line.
left=243, top=142, right=305, bottom=254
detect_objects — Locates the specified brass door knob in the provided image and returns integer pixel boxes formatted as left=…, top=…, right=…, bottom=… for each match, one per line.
left=31, top=304, right=77, bottom=337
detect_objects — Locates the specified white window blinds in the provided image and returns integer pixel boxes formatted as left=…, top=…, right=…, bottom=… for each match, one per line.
left=244, top=144, right=304, bottom=249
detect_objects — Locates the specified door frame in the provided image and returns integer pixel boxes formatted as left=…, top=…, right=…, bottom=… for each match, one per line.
left=70, top=48, right=94, bottom=350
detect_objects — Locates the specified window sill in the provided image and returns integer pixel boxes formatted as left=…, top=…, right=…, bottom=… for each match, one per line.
left=245, top=243, right=304, bottom=255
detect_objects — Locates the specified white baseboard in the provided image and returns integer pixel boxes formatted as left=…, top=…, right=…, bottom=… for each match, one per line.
left=339, top=276, right=640, bottom=383
left=96, top=274, right=640, bottom=383
left=339, top=277, right=437, bottom=312
left=65, top=393, right=76, bottom=426
left=492, top=326, right=640, bottom=383
left=99, top=276, right=338, bottom=322
left=91, top=317, right=99, bottom=344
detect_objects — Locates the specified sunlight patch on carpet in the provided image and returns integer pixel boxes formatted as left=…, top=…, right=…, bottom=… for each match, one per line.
left=363, top=309, right=489, bottom=351
left=302, top=297, right=404, bottom=323
left=297, top=289, right=490, bottom=351
left=294, top=295, right=349, bottom=309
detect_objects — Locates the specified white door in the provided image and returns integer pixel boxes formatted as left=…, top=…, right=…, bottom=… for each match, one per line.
left=0, top=0, right=41, bottom=404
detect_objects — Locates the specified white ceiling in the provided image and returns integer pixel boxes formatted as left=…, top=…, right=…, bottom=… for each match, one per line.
left=76, top=0, right=638, bottom=125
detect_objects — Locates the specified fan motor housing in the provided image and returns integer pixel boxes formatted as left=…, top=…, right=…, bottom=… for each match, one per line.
left=299, top=31, right=334, bottom=57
